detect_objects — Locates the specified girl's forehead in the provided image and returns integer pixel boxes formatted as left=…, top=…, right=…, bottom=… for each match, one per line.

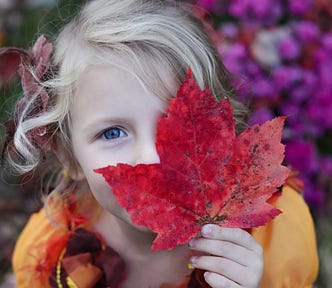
left=69, top=65, right=169, bottom=129
left=73, top=60, right=179, bottom=101
left=71, top=64, right=172, bottom=110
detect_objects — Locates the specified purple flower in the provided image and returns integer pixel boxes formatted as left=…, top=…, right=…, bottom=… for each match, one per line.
left=249, top=108, right=273, bottom=126
left=302, top=70, right=317, bottom=92
left=288, top=0, right=313, bottom=16
left=285, top=140, right=319, bottom=174
left=285, top=119, right=306, bottom=138
left=246, top=60, right=261, bottom=77
left=280, top=101, right=300, bottom=118
left=219, top=43, right=248, bottom=76
left=278, top=35, right=301, bottom=61
left=304, top=123, right=325, bottom=138
left=322, top=33, right=332, bottom=51
left=271, top=66, right=290, bottom=90
left=293, top=21, right=320, bottom=44
left=302, top=180, right=325, bottom=211
left=320, top=157, right=332, bottom=177
left=289, top=86, right=309, bottom=103
left=314, top=47, right=330, bottom=64
left=272, top=65, right=303, bottom=91
left=228, top=0, right=283, bottom=25
left=317, top=59, right=332, bottom=88
left=251, top=77, right=276, bottom=99
left=219, top=23, right=239, bottom=40
left=307, top=91, right=332, bottom=129
left=228, top=0, right=247, bottom=18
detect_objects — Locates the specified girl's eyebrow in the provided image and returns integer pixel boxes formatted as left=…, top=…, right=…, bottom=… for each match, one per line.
left=82, top=117, right=132, bottom=135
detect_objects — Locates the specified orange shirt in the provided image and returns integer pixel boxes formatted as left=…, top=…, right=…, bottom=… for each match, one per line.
left=12, top=185, right=319, bottom=288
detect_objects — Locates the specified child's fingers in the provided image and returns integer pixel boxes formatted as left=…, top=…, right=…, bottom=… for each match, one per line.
left=190, top=255, right=251, bottom=287
left=204, top=271, right=241, bottom=288
left=188, top=225, right=264, bottom=287
left=200, top=224, right=262, bottom=253
left=188, top=238, right=257, bottom=267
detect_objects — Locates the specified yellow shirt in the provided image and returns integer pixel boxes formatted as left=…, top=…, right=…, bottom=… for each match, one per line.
left=12, top=185, right=319, bottom=288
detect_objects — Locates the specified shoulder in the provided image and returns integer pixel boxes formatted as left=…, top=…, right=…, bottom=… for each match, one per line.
left=252, top=184, right=319, bottom=287
left=12, top=208, right=69, bottom=288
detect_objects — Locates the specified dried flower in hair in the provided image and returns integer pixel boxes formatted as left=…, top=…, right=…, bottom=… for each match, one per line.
left=0, top=35, right=54, bottom=158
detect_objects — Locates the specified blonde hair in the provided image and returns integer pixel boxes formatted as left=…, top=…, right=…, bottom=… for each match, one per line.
left=6, top=0, right=248, bottom=194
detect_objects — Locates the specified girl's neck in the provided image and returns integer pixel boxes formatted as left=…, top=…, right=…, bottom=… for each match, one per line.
left=94, top=208, right=156, bottom=255
left=93, top=208, right=192, bottom=287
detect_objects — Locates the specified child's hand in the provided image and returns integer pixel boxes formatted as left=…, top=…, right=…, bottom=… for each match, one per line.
left=189, top=224, right=263, bottom=288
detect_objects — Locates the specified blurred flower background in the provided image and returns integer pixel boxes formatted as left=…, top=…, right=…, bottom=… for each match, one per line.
left=0, top=0, right=331, bottom=287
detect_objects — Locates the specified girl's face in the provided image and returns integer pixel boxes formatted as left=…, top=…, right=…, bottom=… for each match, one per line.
left=70, top=65, right=173, bottom=227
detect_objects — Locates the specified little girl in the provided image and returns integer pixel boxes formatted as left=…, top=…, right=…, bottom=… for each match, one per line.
left=2, top=0, right=318, bottom=287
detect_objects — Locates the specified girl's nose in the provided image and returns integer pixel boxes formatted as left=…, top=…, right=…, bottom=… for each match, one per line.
left=133, top=139, right=160, bottom=165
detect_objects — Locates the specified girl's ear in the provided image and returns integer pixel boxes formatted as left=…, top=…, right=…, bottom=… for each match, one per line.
left=54, top=143, right=86, bottom=182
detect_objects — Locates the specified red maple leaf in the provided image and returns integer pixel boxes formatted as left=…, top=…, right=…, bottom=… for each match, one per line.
left=95, top=69, right=290, bottom=251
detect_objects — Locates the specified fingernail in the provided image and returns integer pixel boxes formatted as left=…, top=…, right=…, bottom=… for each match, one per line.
left=190, top=256, right=198, bottom=265
left=202, top=225, right=213, bottom=236
left=188, top=238, right=197, bottom=247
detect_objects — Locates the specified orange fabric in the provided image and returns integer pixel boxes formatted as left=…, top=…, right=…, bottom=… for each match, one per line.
left=12, top=185, right=319, bottom=288
left=12, top=209, right=68, bottom=288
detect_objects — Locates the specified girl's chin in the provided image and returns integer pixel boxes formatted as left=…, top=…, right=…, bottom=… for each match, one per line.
left=121, top=213, right=154, bottom=233
left=132, top=222, right=154, bottom=233
left=108, top=206, right=154, bottom=234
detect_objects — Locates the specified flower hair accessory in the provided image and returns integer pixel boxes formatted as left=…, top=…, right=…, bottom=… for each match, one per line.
left=0, top=35, right=54, bottom=158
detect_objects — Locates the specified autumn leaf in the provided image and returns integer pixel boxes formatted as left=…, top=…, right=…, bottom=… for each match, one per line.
left=95, top=69, right=290, bottom=251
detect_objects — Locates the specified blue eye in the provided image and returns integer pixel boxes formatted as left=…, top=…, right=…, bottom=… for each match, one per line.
left=102, top=127, right=127, bottom=140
